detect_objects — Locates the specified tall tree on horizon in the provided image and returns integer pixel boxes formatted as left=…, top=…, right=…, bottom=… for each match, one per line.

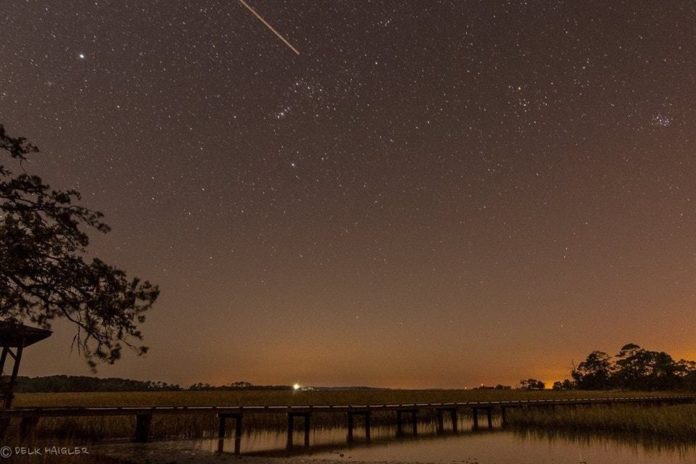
left=0, top=123, right=159, bottom=369
left=571, top=351, right=614, bottom=390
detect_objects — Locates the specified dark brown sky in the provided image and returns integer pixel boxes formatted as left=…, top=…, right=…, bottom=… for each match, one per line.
left=2, top=0, right=696, bottom=388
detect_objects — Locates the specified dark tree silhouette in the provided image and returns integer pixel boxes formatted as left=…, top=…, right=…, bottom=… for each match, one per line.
left=552, top=379, right=574, bottom=391
left=571, top=350, right=613, bottom=390
left=613, top=343, right=647, bottom=389
left=563, top=344, right=696, bottom=391
left=16, top=375, right=181, bottom=393
left=519, top=378, right=545, bottom=390
left=0, top=124, right=159, bottom=369
left=614, top=344, right=680, bottom=390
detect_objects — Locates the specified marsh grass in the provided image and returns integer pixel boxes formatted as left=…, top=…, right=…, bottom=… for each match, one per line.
left=8, top=389, right=688, bottom=442
left=13, top=388, right=675, bottom=408
left=507, top=403, right=696, bottom=441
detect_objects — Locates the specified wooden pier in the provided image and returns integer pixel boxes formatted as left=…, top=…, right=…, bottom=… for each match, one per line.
left=1, top=395, right=693, bottom=454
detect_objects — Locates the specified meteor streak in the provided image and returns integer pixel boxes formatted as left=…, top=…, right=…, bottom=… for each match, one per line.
left=238, top=0, right=300, bottom=56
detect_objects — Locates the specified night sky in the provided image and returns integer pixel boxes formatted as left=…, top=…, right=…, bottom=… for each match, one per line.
left=2, top=1, right=696, bottom=388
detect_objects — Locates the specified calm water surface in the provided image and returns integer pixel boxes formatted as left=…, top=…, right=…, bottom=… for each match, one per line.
left=185, top=421, right=696, bottom=464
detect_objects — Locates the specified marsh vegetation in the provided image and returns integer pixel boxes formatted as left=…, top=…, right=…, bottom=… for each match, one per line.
left=506, top=403, right=696, bottom=441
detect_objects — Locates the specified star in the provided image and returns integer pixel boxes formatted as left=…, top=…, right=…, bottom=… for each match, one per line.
left=3, top=0, right=695, bottom=390
left=650, top=114, right=672, bottom=127
left=274, top=106, right=291, bottom=119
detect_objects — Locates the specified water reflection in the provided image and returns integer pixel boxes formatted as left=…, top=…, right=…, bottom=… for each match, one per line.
left=206, top=417, right=496, bottom=455
left=192, top=419, right=696, bottom=463
left=512, top=427, right=696, bottom=460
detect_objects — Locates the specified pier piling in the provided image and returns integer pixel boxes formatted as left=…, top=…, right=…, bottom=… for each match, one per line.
left=347, top=410, right=371, bottom=443
left=134, top=413, right=152, bottom=443
left=217, top=413, right=242, bottom=454
left=287, top=412, right=311, bottom=449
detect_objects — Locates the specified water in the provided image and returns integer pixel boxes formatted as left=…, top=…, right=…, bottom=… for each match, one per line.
left=179, top=420, right=696, bottom=463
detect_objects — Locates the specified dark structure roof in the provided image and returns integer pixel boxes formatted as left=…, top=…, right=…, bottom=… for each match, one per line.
left=0, top=321, right=52, bottom=348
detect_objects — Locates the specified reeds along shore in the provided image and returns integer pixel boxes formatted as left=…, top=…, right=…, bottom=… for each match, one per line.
left=506, top=403, right=696, bottom=441
left=4, top=389, right=689, bottom=442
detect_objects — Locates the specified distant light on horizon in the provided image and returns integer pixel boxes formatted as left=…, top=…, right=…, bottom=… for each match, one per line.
left=293, top=383, right=301, bottom=391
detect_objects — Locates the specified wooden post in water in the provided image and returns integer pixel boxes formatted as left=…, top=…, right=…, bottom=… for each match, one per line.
left=486, top=407, right=493, bottom=429
left=287, top=413, right=295, bottom=449
left=134, top=413, right=152, bottom=443
left=304, top=413, right=311, bottom=447
left=435, top=408, right=458, bottom=433
left=346, top=411, right=370, bottom=442
left=217, top=415, right=226, bottom=453
left=396, top=409, right=418, bottom=436
left=0, top=413, right=8, bottom=438
left=217, top=414, right=242, bottom=455
left=347, top=412, right=354, bottom=443
left=234, top=415, right=242, bottom=455
left=19, top=416, right=39, bottom=440
left=365, top=411, right=371, bottom=442
left=287, top=412, right=311, bottom=448
left=500, top=407, right=507, bottom=426
left=472, top=408, right=479, bottom=429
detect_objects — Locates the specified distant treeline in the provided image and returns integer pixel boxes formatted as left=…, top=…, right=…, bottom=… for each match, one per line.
left=553, top=343, right=696, bottom=391
left=14, top=376, right=291, bottom=393
left=189, top=381, right=292, bottom=391
left=474, top=384, right=514, bottom=390
left=15, top=376, right=182, bottom=393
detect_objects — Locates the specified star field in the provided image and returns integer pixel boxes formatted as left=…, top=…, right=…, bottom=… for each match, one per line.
left=2, top=0, right=696, bottom=387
